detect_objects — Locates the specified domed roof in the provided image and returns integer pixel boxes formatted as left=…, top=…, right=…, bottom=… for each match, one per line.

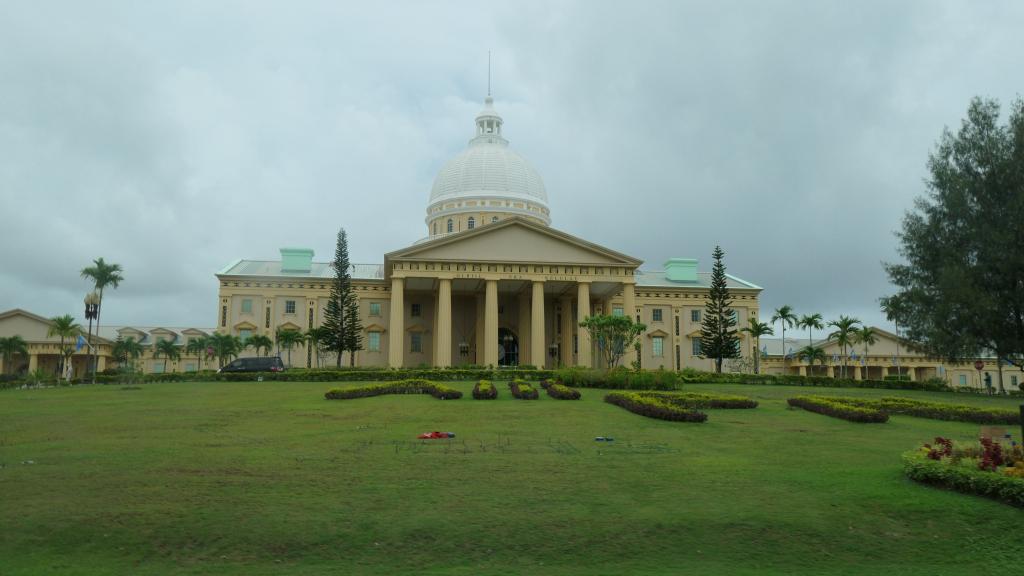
left=428, top=97, right=549, bottom=211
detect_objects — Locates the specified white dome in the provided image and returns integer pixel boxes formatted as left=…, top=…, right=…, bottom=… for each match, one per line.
left=427, top=97, right=550, bottom=228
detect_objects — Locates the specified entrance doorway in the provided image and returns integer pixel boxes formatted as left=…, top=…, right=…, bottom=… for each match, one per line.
left=498, top=327, right=519, bottom=366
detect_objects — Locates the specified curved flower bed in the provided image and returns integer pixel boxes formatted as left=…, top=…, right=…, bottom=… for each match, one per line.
left=788, top=395, right=1019, bottom=424
left=642, top=391, right=757, bottom=409
left=325, top=379, right=462, bottom=400
left=472, top=380, right=498, bottom=400
left=787, top=396, right=889, bottom=423
left=545, top=382, right=581, bottom=400
left=509, top=380, right=539, bottom=400
left=605, top=392, right=707, bottom=422
left=903, top=437, right=1024, bottom=507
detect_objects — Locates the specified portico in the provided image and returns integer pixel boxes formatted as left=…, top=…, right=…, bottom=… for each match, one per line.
left=383, top=217, right=640, bottom=369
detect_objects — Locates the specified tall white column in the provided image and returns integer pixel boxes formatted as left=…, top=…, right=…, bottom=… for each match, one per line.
left=484, top=280, right=499, bottom=366
left=518, top=290, right=530, bottom=366
left=577, top=282, right=592, bottom=368
left=622, top=282, right=637, bottom=366
left=388, top=278, right=404, bottom=368
left=559, top=296, right=573, bottom=366
left=436, top=279, right=452, bottom=368
left=531, top=281, right=546, bottom=369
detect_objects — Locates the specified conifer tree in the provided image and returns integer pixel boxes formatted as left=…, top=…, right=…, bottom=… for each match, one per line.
left=700, top=245, right=740, bottom=373
left=343, top=273, right=363, bottom=366
left=323, top=228, right=353, bottom=367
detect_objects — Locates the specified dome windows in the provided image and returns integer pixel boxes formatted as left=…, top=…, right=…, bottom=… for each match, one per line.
left=467, top=217, right=476, bottom=230
left=447, top=219, right=453, bottom=233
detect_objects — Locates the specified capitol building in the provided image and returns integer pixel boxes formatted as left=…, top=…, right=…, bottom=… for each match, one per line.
left=214, top=95, right=764, bottom=370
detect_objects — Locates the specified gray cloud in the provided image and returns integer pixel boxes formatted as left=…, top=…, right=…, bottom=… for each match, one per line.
left=1, top=0, right=1021, bottom=333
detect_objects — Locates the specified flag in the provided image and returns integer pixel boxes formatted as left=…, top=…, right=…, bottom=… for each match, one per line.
left=76, top=335, right=87, bottom=351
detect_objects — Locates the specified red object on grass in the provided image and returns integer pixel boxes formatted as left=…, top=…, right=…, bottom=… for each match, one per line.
left=417, top=431, right=455, bottom=439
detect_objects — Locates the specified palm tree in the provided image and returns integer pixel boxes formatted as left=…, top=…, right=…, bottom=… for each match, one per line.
left=248, top=334, right=274, bottom=358
left=880, top=296, right=904, bottom=376
left=275, top=327, right=305, bottom=368
left=154, top=339, right=180, bottom=373
left=304, top=327, right=328, bottom=368
left=0, top=335, right=29, bottom=376
left=81, top=258, right=124, bottom=381
left=827, top=315, right=861, bottom=379
left=185, top=336, right=209, bottom=372
left=47, top=314, right=81, bottom=379
left=771, top=305, right=798, bottom=373
left=112, top=336, right=144, bottom=369
left=797, top=313, right=823, bottom=348
left=209, top=333, right=243, bottom=368
left=740, top=318, right=774, bottom=374
left=854, top=326, right=877, bottom=380
left=797, top=344, right=827, bottom=375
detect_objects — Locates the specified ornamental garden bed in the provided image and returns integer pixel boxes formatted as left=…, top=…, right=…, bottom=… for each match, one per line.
left=641, top=391, right=758, bottom=409
left=509, top=380, right=539, bottom=400
left=472, top=380, right=498, bottom=400
left=903, top=436, right=1024, bottom=507
left=787, top=396, right=889, bottom=423
left=604, top=392, right=708, bottom=422
left=787, top=395, right=1019, bottom=424
left=545, top=382, right=581, bottom=400
left=324, top=379, right=462, bottom=400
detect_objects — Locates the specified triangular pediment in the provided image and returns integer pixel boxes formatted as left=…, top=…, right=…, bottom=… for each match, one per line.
left=386, top=217, right=642, bottom=268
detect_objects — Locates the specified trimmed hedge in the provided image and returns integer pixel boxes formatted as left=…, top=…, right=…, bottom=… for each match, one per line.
left=787, top=396, right=889, bottom=423
left=903, top=450, right=1024, bottom=507
left=509, top=380, right=539, bottom=400
left=604, top=392, right=708, bottom=422
left=555, top=367, right=681, bottom=390
left=642, top=391, right=758, bottom=409
left=546, top=382, right=581, bottom=400
left=472, top=380, right=497, bottom=400
left=874, top=397, right=1020, bottom=425
left=679, top=370, right=950, bottom=392
left=324, top=379, right=462, bottom=400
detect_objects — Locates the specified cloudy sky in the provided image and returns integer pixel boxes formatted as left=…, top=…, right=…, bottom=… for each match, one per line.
left=1, top=1, right=1021, bottom=335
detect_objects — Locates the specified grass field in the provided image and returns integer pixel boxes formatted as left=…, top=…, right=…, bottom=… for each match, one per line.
left=1, top=381, right=1022, bottom=575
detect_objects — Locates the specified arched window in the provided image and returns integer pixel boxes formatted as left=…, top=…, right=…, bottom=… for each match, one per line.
left=447, top=219, right=453, bottom=233
left=467, top=217, right=475, bottom=230
left=491, top=216, right=499, bottom=223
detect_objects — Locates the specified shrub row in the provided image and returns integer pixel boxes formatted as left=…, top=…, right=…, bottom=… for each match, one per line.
left=787, top=396, right=890, bottom=423
left=641, top=391, right=758, bottom=409
left=679, top=369, right=950, bottom=392
left=324, top=379, right=462, bottom=400
left=545, top=382, right=581, bottom=400
left=604, top=392, right=708, bottom=422
left=555, top=367, right=681, bottom=390
left=472, top=380, right=497, bottom=400
left=902, top=450, right=1024, bottom=507
left=874, top=397, right=1020, bottom=425
left=509, top=380, right=539, bottom=400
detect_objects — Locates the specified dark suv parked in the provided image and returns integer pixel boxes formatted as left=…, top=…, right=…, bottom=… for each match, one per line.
left=217, top=356, right=286, bottom=373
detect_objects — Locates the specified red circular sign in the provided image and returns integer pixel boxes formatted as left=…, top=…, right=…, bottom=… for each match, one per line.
left=974, top=360, right=985, bottom=370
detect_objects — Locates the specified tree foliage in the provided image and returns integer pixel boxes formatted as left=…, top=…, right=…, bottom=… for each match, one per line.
left=740, top=318, right=773, bottom=374
left=323, top=229, right=362, bottom=367
left=578, top=314, right=646, bottom=369
left=885, top=97, right=1024, bottom=363
left=700, top=246, right=740, bottom=373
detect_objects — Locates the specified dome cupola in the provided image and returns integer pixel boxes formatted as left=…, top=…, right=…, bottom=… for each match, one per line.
left=426, top=96, right=550, bottom=237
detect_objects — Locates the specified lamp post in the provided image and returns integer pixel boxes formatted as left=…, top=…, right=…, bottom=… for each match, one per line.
left=84, top=292, right=99, bottom=383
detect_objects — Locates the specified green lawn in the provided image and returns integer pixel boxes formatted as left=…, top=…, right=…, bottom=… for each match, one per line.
left=0, top=381, right=1021, bottom=575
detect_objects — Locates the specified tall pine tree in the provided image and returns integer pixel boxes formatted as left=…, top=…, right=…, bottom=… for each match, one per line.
left=323, top=228, right=353, bottom=367
left=343, top=271, right=363, bottom=366
left=700, top=245, right=740, bottom=373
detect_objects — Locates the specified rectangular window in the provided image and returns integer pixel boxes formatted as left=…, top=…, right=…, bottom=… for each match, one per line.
left=573, top=335, right=578, bottom=355
left=153, top=362, right=164, bottom=374
left=1010, top=375, right=1018, bottom=387
left=612, top=306, right=623, bottom=317
left=410, top=332, right=422, bottom=353
left=239, top=329, right=252, bottom=342
left=411, top=303, right=421, bottom=317
left=369, top=302, right=381, bottom=316
left=652, top=336, right=664, bottom=357
left=185, top=362, right=196, bottom=373
left=691, top=309, right=701, bottom=323
left=265, top=307, right=271, bottom=328
left=368, top=332, right=381, bottom=352
left=731, top=309, right=740, bottom=322
left=692, top=338, right=702, bottom=356
left=221, top=305, right=227, bottom=327
left=285, top=300, right=296, bottom=314
left=241, top=299, right=252, bottom=314
left=958, top=374, right=967, bottom=386
left=652, top=309, right=663, bottom=322
left=675, top=345, right=681, bottom=369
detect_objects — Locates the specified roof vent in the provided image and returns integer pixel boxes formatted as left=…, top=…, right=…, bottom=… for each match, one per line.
left=664, top=258, right=698, bottom=282
left=280, top=248, right=314, bottom=273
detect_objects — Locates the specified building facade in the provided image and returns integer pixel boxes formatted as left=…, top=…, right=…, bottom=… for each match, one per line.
left=215, top=95, right=764, bottom=371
